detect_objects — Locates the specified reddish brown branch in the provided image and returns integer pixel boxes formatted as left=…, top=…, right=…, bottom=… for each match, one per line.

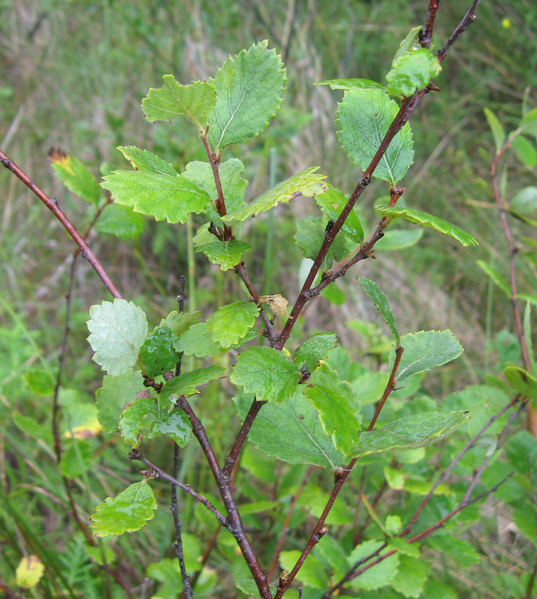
left=421, top=0, right=440, bottom=48
left=436, top=0, right=481, bottom=63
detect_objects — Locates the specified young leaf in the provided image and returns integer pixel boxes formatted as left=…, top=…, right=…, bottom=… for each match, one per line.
left=193, top=224, right=252, bottom=271
left=278, top=551, right=328, bottom=590
left=208, top=41, right=287, bottom=150
left=87, top=299, right=148, bottom=377
left=352, top=411, right=470, bottom=457
left=120, top=397, right=191, bottom=447
left=234, top=390, right=346, bottom=468
left=386, top=48, right=441, bottom=98
left=359, top=277, right=400, bottom=344
left=476, top=260, right=511, bottom=296
left=294, top=332, right=337, bottom=372
left=162, top=311, right=201, bottom=337
left=161, top=366, right=226, bottom=403
left=483, top=108, right=506, bottom=153
left=392, top=26, right=422, bottom=62
left=315, top=78, right=386, bottom=91
left=511, top=134, right=537, bottom=167
left=375, top=228, right=423, bottom=250
left=207, top=301, right=260, bottom=348
left=94, top=203, right=145, bottom=239
left=503, top=363, right=537, bottom=400
left=338, top=89, right=414, bottom=184
left=48, top=148, right=100, bottom=204
left=231, top=347, right=300, bottom=403
left=140, top=326, right=181, bottom=378
left=315, top=184, right=364, bottom=243
left=305, top=362, right=361, bottom=455
left=510, top=186, right=537, bottom=215
left=294, top=216, right=349, bottom=269
left=376, top=205, right=478, bottom=246
left=141, top=76, right=217, bottom=133
left=96, top=371, right=146, bottom=433
left=173, top=322, right=224, bottom=358
left=361, top=492, right=391, bottom=536
left=222, top=168, right=327, bottom=223
left=117, top=146, right=178, bottom=176
left=392, top=330, right=464, bottom=381
left=390, top=554, right=428, bottom=598
left=91, top=481, right=157, bottom=537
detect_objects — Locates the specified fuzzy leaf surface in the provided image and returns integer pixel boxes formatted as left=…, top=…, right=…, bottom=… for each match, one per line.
left=315, top=184, right=364, bottom=242
left=305, top=362, right=360, bottom=455
left=352, top=411, right=469, bottom=457
left=392, top=330, right=463, bottom=381
left=161, top=366, right=226, bottom=403
left=359, top=277, right=400, bottom=344
left=386, top=48, right=441, bottom=97
left=91, top=481, right=157, bottom=537
left=294, top=333, right=337, bottom=372
left=141, top=76, right=216, bottom=132
left=207, top=301, right=260, bottom=348
left=120, top=398, right=191, bottom=447
left=193, top=224, right=252, bottom=271
left=95, top=203, right=145, bottom=239
left=235, top=391, right=346, bottom=468
left=295, top=216, right=349, bottom=269
left=96, top=371, right=146, bottom=433
left=231, top=347, right=300, bottom=403
left=48, top=149, right=100, bottom=204
left=208, top=41, right=286, bottom=150
left=315, top=78, right=386, bottom=91
left=87, top=299, right=148, bottom=377
left=140, top=326, right=181, bottom=378
left=376, top=206, right=478, bottom=246
left=338, top=89, right=414, bottom=183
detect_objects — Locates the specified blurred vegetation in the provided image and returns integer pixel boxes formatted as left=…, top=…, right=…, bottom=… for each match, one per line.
left=1, top=1, right=537, bottom=598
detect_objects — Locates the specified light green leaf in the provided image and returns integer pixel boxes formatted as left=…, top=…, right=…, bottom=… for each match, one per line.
left=295, top=216, right=349, bottom=269
left=161, top=366, right=226, bottom=403
left=392, top=330, right=464, bottom=381
left=361, top=493, right=391, bottom=536
left=231, top=346, right=300, bottom=403
left=316, top=536, right=351, bottom=580
left=12, top=413, right=53, bottom=445
left=48, top=149, right=100, bottom=204
left=294, top=333, right=337, bottom=373
left=315, top=184, right=364, bottom=243
left=427, top=536, right=480, bottom=567
left=91, top=481, right=157, bottom=537
left=16, top=556, right=45, bottom=589
left=505, top=430, right=537, bottom=475
left=207, top=301, right=260, bottom=348
left=519, top=293, right=537, bottom=307
left=235, top=580, right=277, bottom=599
left=95, top=203, right=145, bottom=239
left=352, top=411, right=470, bottom=457
left=24, top=369, right=54, bottom=395
left=120, top=397, right=191, bottom=447
left=87, top=299, right=148, bottom=377
left=359, top=277, right=400, bottom=344
left=59, top=438, right=94, bottom=479
left=338, top=89, right=414, bottom=184
left=524, top=302, right=535, bottom=371
left=117, top=146, right=178, bottom=176
left=511, top=134, right=537, bottom=167
left=386, top=48, right=441, bottom=98
left=352, top=371, right=390, bottom=405
left=483, top=108, right=506, bottom=153
left=279, top=551, right=328, bottom=590
left=321, top=283, right=346, bottom=305
left=376, top=205, right=478, bottom=246
left=193, top=224, right=252, bottom=271
left=315, top=78, right=386, bottom=91
left=511, top=186, right=537, bottom=215
left=384, top=466, right=405, bottom=489
left=390, top=554, right=428, bottom=598
left=141, top=76, right=216, bottom=133
left=162, top=311, right=201, bottom=337
left=392, top=26, right=422, bottom=63
left=234, top=390, right=346, bottom=468
left=375, top=228, right=423, bottom=250
left=503, top=362, right=537, bottom=400
left=208, top=41, right=286, bottom=150
left=96, top=371, right=146, bottom=433
left=222, top=168, right=327, bottom=223
left=477, top=260, right=511, bottom=296
left=140, top=326, right=181, bottom=378
left=305, top=362, right=361, bottom=455
left=349, top=541, right=400, bottom=590
left=519, top=108, right=537, bottom=138
left=183, top=158, right=248, bottom=226
left=387, top=537, right=420, bottom=557
left=173, top=322, right=224, bottom=358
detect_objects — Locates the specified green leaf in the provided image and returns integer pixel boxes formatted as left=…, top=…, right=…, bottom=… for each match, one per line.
left=222, top=168, right=327, bottom=223
left=387, top=537, right=420, bottom=557
left=359, top=277, right=400, bottom=344
left=193, top=224, right=252, bottom=271
left=96, top=371, right=146, bottom=433
left=375, top=228, right=423, bottom=250
left=305, top=363, right=361, bottom=455
left=392, top=330, right=463, bottom=381
left=94, top=203, right=145, bottom=239
left=519, top=107, right=537, bottom=138
left=12, top=413, right=53, bottom=445
left=510, top=186, right=537, bottom=215
left=352, top=411, right=470, bottom=457
left=321, top=283, right=346, bottom=305
left=511, top=134, right=537, bottom=166
left=279, top=551, right=328, bottom=590
left=477, top=260, right=511, bottom=296
left=315, top=184, right=364, bottom=243
left=23, top=369, right=54, bottom=395
left=427, top=536, right=480, bottom=567
left=386, top=48, right=441, bottom=97
left=235, top=580, right=277, bottom=599
left=376, top=206, right=478, bottom=246
left=422, top=580, right=458, bottom=599
left=91, top=481, right=157, bottom=537
left=316, top=536, right=351, bottom=580
left=161, top=366, right=226, bottom=403
left=87, top=299, right=148, bottom=377
left=513, top=502, right=537, bottom=542
left=59, top=439, right=94, bottom=479
left=162, top=311, right=201, bottom=337
left=315, top=78, right=386, bottom=91
left=503, top=362, right=537, bottom=400
left=173, top=322, right=224, bottom=358
left=505, top=430, right=537, bottom=475
left=392, top=26, right=422, bottom=63
left=294, top=333, right=337, bottom=372
left=361, top=493, right=391, bottom=536
left=120, top=397, right=191, bottom=447
left=338, top=89, right=414, bottom=184
left=207, top=301, right=260, bottom=348
left=140, top=326, right=181, bottom=378
left=234, top=390, right=346, bottom=468
left=141, top=76, right=217, bottom=133
left=183, top=158, right=248, bottom=226
left=384, top=466, right=405, bottom=489
left=208, top=41, right=286, bottom=150
left=295, top=216, right=349, bottom=269
left=48, top=149, right=100, bottom=204
left=390, top=554, right=428, bottom=598
left=348, top=541, right=399, bottom=590
left=524, top=302, right=535, bottom=371
left=352, top=371, right=390, bottom=405
left=231, top=347, right=300, bottom=403
left=117, top=146, right=178, bottom=176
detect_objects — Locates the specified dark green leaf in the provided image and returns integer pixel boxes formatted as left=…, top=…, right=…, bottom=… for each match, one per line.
left=359, top=277, right=400, bottom=344
left=161, top=366, right=226, bottom=403
left=295, top=216, right=349, bottom=269
left=207, top=301, right=260, bottom=348
left=48, top=149, right=100, bottom=204
left=427, top=536, right=480, bottom=567
left=314, top=184, right=364, bottom=243
left=95, top=203, right=145, bottom=239
left=193, top=224, right=252, bottom=271
left=140, top=326, right=181, bottom=378
left=95, top=371, right=146, bottom=433
left=294, top=332, right=337, bottom=372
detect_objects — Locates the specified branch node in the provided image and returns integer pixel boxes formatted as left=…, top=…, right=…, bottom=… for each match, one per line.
left=128, top=447, right=143, bottom=461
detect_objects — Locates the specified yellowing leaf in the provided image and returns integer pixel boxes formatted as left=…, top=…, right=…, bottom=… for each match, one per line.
left=257, top=294, right=289, bottom=315
left=16, top=556, right=45, bottom=588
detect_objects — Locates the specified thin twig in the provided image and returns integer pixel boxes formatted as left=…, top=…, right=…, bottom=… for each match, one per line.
left=368, top=346, right=404, bottom=431
left=436, top=0, right=481, bottom=63
left=421, top=0, right=440, bottom=48
left=0, top=581, right=23, bottom=599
